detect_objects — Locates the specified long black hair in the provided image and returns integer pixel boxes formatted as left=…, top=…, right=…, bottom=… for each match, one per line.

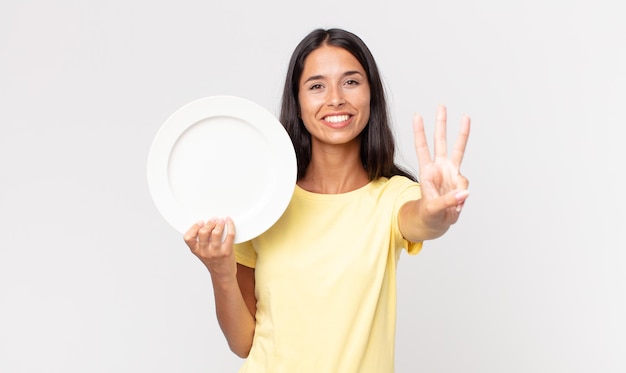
left=279, top=28, right=416, bottom=182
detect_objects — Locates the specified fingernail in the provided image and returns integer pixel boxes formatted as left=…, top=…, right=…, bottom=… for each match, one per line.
left=455, top=190, right=470, bottom=203
left=196, top=220, right=205, bottom=226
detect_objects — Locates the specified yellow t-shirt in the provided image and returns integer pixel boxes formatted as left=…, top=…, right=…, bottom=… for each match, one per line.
left=234, top=175, right=422, bottom=373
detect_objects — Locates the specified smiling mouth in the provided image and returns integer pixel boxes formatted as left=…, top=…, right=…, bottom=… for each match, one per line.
left=323, top=114, right=350, bottom=123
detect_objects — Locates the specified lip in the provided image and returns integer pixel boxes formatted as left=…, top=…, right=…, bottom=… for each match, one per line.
left=321, top=113, right=353, bottom=129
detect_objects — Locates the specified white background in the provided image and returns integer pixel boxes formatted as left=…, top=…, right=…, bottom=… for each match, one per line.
left=1, top=0, right=624, bottom=372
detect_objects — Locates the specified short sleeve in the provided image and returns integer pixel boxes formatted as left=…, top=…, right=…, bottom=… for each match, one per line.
left=234, top=240, right=257, bottom=268
left=391, top=176, right=423, bottom=256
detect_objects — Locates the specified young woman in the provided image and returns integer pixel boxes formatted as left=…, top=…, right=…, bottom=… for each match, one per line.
left=184, top=28, right=470, bottom=372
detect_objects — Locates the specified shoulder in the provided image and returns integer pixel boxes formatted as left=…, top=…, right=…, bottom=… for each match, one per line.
left=371, top=175, right=420, bottom=193
left=369, top=176, right=421, bottom=207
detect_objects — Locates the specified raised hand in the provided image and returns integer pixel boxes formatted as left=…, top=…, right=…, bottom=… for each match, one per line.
left=412, top=104, right=470, bottom=229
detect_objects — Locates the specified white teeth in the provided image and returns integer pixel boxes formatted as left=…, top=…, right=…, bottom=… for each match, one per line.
left=325, top=115, right=349, bottom=123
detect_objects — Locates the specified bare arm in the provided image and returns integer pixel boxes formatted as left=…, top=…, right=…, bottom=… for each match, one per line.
left=236, top=263, right=257, bottom=319
left=399, top=105, right=471, bottom=242
left=184, top=218, right=256, bottom=358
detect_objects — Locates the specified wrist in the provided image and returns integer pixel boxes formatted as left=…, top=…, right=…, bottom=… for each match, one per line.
left=208, top=268, right=239, bottom=289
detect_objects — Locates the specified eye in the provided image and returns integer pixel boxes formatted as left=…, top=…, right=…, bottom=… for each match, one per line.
left=309, top=83, right=323, bottom=90
left=344, top=79, right=359, bottom=86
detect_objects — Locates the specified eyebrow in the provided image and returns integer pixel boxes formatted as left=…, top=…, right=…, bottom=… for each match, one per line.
left=302, top=70, right=365, bottom=84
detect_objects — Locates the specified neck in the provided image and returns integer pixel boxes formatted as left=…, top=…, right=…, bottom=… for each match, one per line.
left=297, top=140, right=369, bottom=194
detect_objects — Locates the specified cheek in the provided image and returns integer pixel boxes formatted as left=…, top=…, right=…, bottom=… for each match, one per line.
left=301, top=120, right=318, bottom=137
left=358, top=95, right=371, bottom=119
left=350, top=88, right=370, bottom=110
left=298, top=94, right=316, bottom=116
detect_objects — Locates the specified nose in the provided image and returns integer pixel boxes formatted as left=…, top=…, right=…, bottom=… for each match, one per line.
left=327, top=86, right=345, bottom=107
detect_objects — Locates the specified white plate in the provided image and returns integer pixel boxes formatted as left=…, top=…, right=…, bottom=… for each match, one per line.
left=147, top=96, right=297, bottom=243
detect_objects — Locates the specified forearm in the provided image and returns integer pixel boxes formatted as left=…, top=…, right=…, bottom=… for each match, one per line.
left=211, top=275, right=256, bottom=358
left=398, top=199, right=451, bottom=242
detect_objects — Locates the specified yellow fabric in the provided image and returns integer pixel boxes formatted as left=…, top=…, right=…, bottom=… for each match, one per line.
left=234, top=176, right=422, bottom=373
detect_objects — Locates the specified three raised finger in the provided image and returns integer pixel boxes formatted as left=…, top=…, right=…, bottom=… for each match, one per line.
left=414, top=105, right=471, bottom=172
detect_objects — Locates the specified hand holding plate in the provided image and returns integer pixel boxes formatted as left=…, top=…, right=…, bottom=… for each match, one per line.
left=184, top=217, right=237, bottom=279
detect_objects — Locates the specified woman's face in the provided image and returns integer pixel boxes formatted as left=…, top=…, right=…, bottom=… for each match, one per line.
left=298, top=45, right=371, bottom=148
